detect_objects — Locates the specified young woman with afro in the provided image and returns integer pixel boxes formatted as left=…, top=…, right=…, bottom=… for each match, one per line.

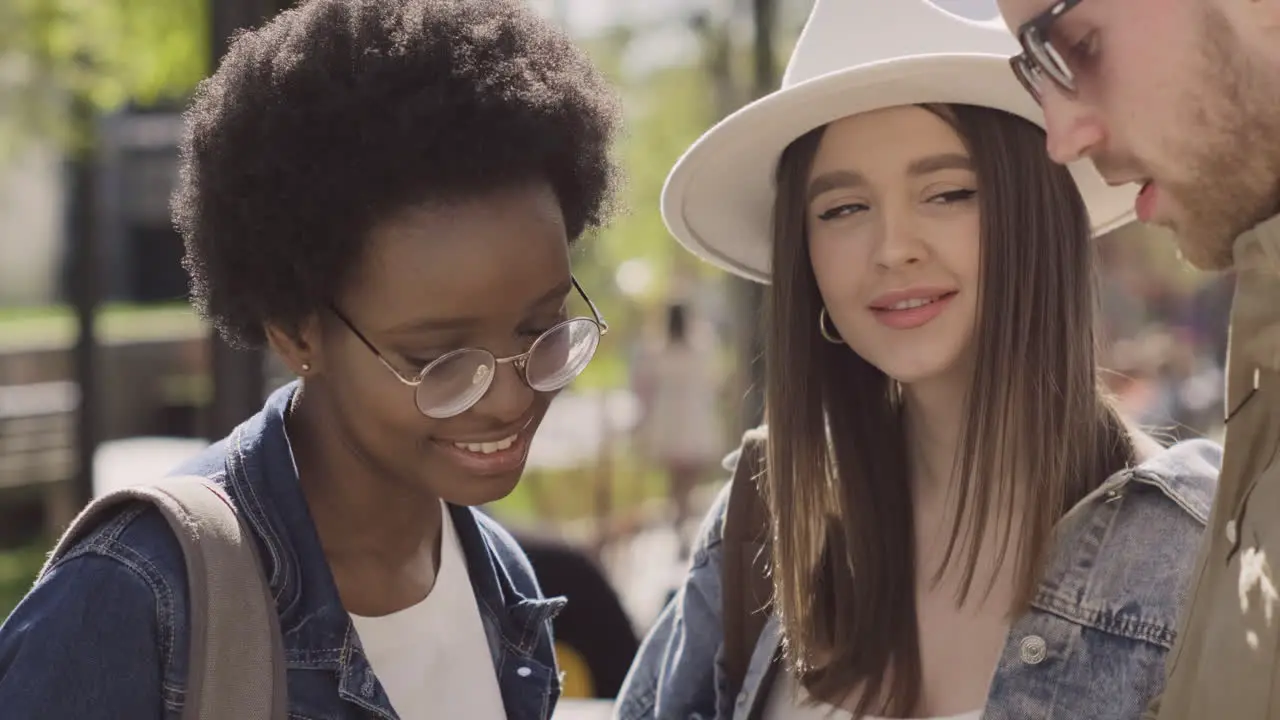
left=0, top=1, right=622, bottom=718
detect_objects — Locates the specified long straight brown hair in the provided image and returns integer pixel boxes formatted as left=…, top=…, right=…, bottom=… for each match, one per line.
left=762, top=104, right=1135, bottom=716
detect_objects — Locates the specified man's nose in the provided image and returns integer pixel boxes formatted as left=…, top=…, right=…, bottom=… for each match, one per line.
left=1041, top=88, right=1106, bottom=165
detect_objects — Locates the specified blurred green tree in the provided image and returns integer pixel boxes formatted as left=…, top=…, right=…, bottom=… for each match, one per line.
left=0, top=1, right=756, bottom=396
left=568, top=38, right=724, bottom=391
left=0, top=0, right=207, bottom=158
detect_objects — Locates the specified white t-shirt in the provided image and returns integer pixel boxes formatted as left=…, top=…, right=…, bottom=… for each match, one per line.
left=762, top=672, right=984, bottom=720
left=349, top=503, right=506, bottom=720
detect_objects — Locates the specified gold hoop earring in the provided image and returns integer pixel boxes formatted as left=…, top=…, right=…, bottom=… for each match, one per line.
left=818, top=307, right=843, bottom=345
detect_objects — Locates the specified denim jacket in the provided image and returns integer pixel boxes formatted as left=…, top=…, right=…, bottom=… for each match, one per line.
left=0, top=382, right=565, bottom=720
left=616, top=436, right=1222, bottom=720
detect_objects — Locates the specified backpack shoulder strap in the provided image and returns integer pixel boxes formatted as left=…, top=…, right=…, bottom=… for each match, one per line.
left=44, top=476, right=288, bottom=720
left=720, top=426, right=773, bottom=702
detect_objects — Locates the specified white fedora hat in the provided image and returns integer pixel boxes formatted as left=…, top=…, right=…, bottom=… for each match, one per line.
left=661, top=0, right=1137, bottom=284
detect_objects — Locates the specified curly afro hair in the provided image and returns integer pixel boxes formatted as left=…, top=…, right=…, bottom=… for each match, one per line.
left=173, top=0, right=623, bottom=348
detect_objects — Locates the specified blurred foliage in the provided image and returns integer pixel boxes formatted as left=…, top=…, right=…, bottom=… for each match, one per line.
left=496, top=454, right=671, bottom=527
left=0, top=0, right=208, bottom=158
left=0, top=542, right=44, bottom=620
left=0, top=302, right=200, bottom=350
left=563, top=38, right=730, bottom=392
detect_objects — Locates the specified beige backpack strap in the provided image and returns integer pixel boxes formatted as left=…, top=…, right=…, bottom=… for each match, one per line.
left=43, top=476, right=288, bottom=720
left=720, top=427, right=773, bottom=702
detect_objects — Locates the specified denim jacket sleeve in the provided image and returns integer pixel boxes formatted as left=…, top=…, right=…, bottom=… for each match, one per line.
left=0, top=504, right=184, bottom=720
left=615, top=479, right=734, bottom=720
left=0, top=553, right=165, bottom=719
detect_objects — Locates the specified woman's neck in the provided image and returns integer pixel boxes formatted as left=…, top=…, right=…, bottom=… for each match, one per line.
left=901, top=375, right=969, bottom=502
left=901, top=372, right=1025, bottom=606
left=287, top=383, right=443, bottom=567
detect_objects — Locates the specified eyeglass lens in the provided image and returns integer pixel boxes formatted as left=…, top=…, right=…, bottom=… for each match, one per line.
left=1011, top=56, right=1044, bottom=101
left=1028, top=32, right=1074, bottom=92
left=414, top=317, right=602, bottom=419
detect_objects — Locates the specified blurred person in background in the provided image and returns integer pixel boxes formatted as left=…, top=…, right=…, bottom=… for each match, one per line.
left=1095, top=237, right=1150, bottom=347
left=1105, top=337, right=1162, bottom=428
left=1111, top=332, right=1186, bottom=436
left=1185, top=272, right=1234, bottom=367
left=0, top=1, right=622, bottom=718
left=998, top=0, right=1280, bottom=714
left=633, top=301, right=725, bottom=558
left=616, top=2, right=1221, bottom=719
left=1106, top=331, right=1224, bottom=444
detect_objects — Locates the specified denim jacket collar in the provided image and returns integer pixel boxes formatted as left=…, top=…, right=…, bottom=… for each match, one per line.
left=209, top=382, right=564, bottom=719
left=1060, top=435, right=1218, bottom=528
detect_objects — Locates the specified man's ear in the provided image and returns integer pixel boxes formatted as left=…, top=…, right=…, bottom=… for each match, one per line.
left=265, top=315, right=321, bottom=376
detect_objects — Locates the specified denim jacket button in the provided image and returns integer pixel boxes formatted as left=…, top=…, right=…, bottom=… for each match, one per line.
left=1226, top=519, right=1239, bottom=545
left=1019, top=635, right=1047, bottom=665
left=517, top=666, right=533, bottom=678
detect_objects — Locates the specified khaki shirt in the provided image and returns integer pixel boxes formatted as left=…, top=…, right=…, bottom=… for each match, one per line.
left=1151, top=212, right=1280, bottom=719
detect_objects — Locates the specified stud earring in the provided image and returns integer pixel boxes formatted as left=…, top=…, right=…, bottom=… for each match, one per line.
left=818, top=307, right=844, bottom=345
left=300, top=362, right=312, bottom=373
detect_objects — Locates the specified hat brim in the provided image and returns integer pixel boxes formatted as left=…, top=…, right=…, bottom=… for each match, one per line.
left=661, top=53, right=1137, bottom=284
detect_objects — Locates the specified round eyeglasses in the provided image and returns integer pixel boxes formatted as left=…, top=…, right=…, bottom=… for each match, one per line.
left=331, top=277, right=607, bottom=419
left=408, top=316, right=601, bottom=418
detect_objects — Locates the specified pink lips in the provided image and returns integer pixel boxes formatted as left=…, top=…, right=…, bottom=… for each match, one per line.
left=433, top=431, right=531, bottom=476
left=1135, top=181, right=1158, bottom=223
left=868, top=288, right=957, bottom=330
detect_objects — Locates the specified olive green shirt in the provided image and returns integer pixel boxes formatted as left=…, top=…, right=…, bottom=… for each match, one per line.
left=1149, top=212, right=1280, bottom=719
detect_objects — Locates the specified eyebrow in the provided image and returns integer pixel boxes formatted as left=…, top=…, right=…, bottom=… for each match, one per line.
left=806, top=152, right=974, bottom=203
left=386, top=278, right=574, bottom=335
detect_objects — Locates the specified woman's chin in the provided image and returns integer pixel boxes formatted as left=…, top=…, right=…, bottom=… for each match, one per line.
left=880, top=360, right=959, bottom=388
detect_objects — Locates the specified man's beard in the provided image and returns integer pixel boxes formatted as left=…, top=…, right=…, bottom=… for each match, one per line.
left=1163, top=8, right=1280, bottom=270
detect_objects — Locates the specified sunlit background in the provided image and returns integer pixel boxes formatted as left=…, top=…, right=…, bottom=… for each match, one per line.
left=0, top=0, right=1232, bottom=711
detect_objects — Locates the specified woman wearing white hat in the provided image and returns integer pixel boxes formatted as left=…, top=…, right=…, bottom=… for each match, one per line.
left=614, top=2, right=1221, bottom=719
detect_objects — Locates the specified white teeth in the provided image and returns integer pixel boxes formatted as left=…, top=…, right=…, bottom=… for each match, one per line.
left=888, top=296, right=941, bottom=310
left=453, top=434, right=518, bottom=454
